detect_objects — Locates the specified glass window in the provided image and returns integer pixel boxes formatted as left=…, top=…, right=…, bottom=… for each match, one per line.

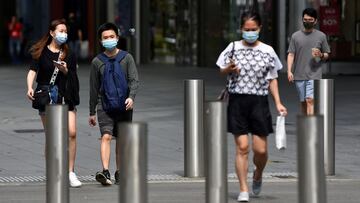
left=228, top=0, right=275, bottom=45
left=315, top=0, right=360, bottom=60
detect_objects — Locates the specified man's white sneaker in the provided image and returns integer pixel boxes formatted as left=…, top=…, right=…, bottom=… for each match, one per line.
left=237, top=192, right=249, bottom=202
left=69, top=172, right=82, bottom=187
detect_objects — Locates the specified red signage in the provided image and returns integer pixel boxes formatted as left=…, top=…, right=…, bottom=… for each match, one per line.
left=319, top=6, right=340, bottom=35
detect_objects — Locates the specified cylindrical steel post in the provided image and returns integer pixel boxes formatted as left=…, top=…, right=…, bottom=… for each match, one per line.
left=297, top=115, right=327, bottom=203
left=118, top=122, right=148, bottom=203
left=45, top=105, right=69, bottom=203
left=184, top=79, right=204, bottom=177
left=314, top=79, right=335, bottom=175
left=205, top=101, right=228, bottom=203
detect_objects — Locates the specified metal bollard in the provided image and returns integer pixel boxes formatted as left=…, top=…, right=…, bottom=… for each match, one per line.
left=297, top=115, right=327, bottom=203
left=205, top=101, right=228, bottom=203
left=117, top=122, right=148, bottom=203
left=314, top=79, right=335, bottom=175
left=45, top=105, right=69, bottom=203
left=184, top=79, right=204, bottom=177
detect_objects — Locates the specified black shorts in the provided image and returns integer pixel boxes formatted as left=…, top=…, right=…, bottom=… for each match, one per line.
left=97, top=104, right=133, bottom=137
left=38, top=105, right=76, bottom=116
left=227, top=94, right=273, bottom=136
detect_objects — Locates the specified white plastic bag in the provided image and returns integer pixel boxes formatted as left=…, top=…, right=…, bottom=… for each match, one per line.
left=275, top=114, right=286, bottom=150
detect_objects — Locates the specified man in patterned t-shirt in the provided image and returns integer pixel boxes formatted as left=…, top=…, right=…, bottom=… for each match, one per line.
left=287, top=8, right=330, bottom=115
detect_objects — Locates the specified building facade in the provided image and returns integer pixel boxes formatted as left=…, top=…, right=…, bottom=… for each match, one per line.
left=0, top=0, right=359, bottom=65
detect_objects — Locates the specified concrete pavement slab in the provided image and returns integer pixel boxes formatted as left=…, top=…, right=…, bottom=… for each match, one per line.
left=0, top=179, right=359, bottom=203
left=0, top=63, right=359, bottom=182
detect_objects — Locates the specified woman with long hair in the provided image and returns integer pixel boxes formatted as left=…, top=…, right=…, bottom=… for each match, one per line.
left=26, top=18, right=81, bottom=187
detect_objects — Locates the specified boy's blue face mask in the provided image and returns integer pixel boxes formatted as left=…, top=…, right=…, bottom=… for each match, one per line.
left=242, top=31, right=259, bottom=44
left=102, top=39, right=118, bottom=51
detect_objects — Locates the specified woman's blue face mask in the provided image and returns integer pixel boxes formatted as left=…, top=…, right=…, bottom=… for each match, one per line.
left=242, top=31, right=259, bottom=44
left=54, top=32, right=68, bottom=45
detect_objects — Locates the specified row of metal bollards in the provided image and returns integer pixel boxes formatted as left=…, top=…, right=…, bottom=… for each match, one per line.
left=46, top=80, right=227, bottom=203
left=184, top=79, right=228, bottom=203
left=297, top=79, right=335, bottom=203
left=45, top=79, right=334, bottom=203
left=184, top=79, right=335, bottom=203
left=45, top=105, right=148, bottom=203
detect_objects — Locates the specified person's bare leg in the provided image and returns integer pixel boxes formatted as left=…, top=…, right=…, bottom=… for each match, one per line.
left=116, top=139, right=120, bottom=170
left=252, top=135, right=268, bottom=180
left=306, top=98, right=314, bottom=115
left=40, top=114, right=46, bottom=155
left=300, top=101, right=307, bottom=115
left=40, top=115, right=45, bottom=128
left=234, top=135, right=249, bottom=192
left=68, top=111, right=77, bottom=172
left=101, top=134, right=112, bottom=170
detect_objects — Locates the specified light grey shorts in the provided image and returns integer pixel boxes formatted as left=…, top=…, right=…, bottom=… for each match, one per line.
left=295, top=80, right=314, bottom=102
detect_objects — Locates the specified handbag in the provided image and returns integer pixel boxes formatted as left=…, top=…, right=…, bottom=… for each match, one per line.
left=32, top=51, right=62, bottom=110
left=275, top=114, right=287, bottom=150
left=217, top=88, right=229, bottom=102
left=32, top=87, right=50, bottom=110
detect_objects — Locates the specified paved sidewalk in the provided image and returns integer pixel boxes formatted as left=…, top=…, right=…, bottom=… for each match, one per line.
left=0, top=179, right=359, bottom=203
left=0, top=63, right=360, bottom=202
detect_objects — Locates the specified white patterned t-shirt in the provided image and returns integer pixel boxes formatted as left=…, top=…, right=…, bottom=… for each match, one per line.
left=216, top=40, right=282, bottom=96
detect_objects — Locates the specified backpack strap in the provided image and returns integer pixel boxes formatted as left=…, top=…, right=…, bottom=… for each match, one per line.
left=96, top=53, right=109, bottom=63
left=96, top=51, right=128, bottom=64
left=115, top=50, right=128, bottom=62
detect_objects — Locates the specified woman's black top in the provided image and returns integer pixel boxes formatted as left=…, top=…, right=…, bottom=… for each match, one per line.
left=30, top=46, right=80, bottom=106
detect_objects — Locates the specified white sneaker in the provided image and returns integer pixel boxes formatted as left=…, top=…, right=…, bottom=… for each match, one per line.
left=69, top=172, right=82, bottom=187
left=237, top=192, right=249, bottom=202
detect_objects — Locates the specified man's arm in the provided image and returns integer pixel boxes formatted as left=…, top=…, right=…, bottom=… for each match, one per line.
left=126, top=54, right=139, bottom=100
left=89, top=60, right=100, bottom=116
left=287, top=53, right=295, bottom=82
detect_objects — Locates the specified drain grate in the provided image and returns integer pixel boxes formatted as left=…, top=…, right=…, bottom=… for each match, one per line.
left=0, top=172, right=297, bottom=184
left=272, top=175, right=296, bottom=179
left=0, top=176, right=45, bottom=183
left=270, top=172, right=297, bottom=179
left=14, top=129, right=44, bottom=133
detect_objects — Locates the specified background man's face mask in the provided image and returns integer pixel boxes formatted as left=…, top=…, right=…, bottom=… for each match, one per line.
left=303, top=21, right=315, bottom=29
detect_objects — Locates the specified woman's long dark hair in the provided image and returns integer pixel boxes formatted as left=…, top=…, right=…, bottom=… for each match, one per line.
left=29, top=18, right=68, bottom=60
